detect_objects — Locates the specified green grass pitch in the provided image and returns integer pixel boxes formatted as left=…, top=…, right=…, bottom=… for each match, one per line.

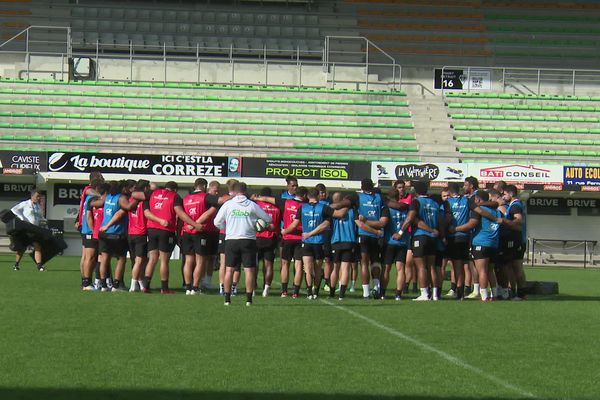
left=0, top=254, right=599, bottom=400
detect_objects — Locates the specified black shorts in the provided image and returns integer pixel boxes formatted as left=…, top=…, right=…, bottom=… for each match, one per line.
left=282, top=239, right=303, bottom=262
left=358, top=235, right=381, bottom=263
left=497, top=238, right=515, bottom=262
left=218, top=233, right=226, bottom=254
left=322, top=231, right=332, bottom=260
left=81, top=234, right=98, bottom=250
left=225, top=239, right=257, bottom=270
left=383, top=244, right=407, bottom=265
left=9, top=231, right=32, bottom=253
left=256, top=236, right=277, bottom=262
left=471, top=245, right=496, bottom=261
left=302, top=242, right=325, bottom=260
left=98, top=232, right=128, bottom=257
left=331, top=242, right=357, bottom=263
left=514, top=241, right=526, bottom=261
left=447, top=236, right=470, bottom=261
left=181, top=232, right=219, bottom=256
left=128, top=234, right=147, bottom=258
left=147, top=228, right=176, bottom=253
left=411, top=235, right=437, bottom=257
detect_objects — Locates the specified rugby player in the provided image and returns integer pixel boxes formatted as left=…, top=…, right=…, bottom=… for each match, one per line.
left=254, top=187, right=281, bottom=297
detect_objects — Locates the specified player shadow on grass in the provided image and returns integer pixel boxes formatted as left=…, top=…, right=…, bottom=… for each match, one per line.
left=0, top=389, right=538, bottom=400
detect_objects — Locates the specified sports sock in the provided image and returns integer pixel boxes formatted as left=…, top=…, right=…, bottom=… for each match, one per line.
left=293, top=284, right=300, bottom=295
left=281, top=283, right=288, bottom=293
left=186, top=283, right=192, bottom=291
left=412, top=282, right=418, bottom=292
left=395, top=289, right=402, bottom=298
left=307, top=285, right=313, bottom=297
left=362, top=284, right=369, bottom=297
left=420, top=287, right=429, bottom=297
left=161, top=280, right=169, bottom=290
left=224, top=292, right=231, bottom=303
left=451, top=282, right=457, bottom=291
left=457, top=285, right=465, bottom=299
left=113, top=279, right=121, bottom=289
left=340, top=285, right=347, bottom=297
left=82, top=277, right=90, bottom=287
left=404, top=283, right=409, bottom=293
left=380, top=288, right=386, bottom=298
left=350, top=280, right=355, bottom=289
left=192, top=286, right=199, bottom=292
left=246, top=292, right=252, bottom=303
left=324, top=278, right=331, bottom=287
left=130, top=278, right=136, bottom=290
left=433, top=287, right=441, bottom=298
left=473, top=283, right=480, bottom=294
left=491, top=286, right=498, bottom=298
left=138, top=279, right=146, bottom=290
left=36, top=262, right=43, bottom=269
left=145, top=275, right=152, bottom=288
left=329, top=286, right=335, bottom=298
left=263, top=284, right=270, bottom=291
left=480, top=287, right=489, bottom=301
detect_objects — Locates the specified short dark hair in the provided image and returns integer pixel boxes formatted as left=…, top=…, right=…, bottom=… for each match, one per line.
left=296, top=186, right=308, bottom=199
left=361, top=178, right=374, bottom=192
left=233, top=181, right=247, bottom=194
left=259, top=186, right=272, bottom=197
left=135, top=179, right=150, bottom=191
left=315, top=183, right=326, bottom=192
left=465, top=176, right=479, bottom=189
left=494, top=180, right=507, bottom=191
left=90, top=178, right=104, bottom=190
left=504, top=184, right=518, bottom=197
left=393, top=179, right=406, bottom=187
left=286, top=176, right=298, bottom=185
left=89, top=171, right=103, bottom=181
left=30, top=188, right=41, bottom=197
left=387, top=188, right=399, bottom=201
left=475, top=190, right=489, bottom=202
left=412, top=180, right=429, bottom=195
left=488, top=188, right=501, bottom=198
left=307, top=188, right=319, bottom=199
left=447, top=182, right=461, bottom=194
left=165, top=181, right=178, bottom=191
left=194, top=178, right=208, bottom=191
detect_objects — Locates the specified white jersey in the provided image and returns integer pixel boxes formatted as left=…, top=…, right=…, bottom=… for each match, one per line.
left=11, top=199, right=44, bottom=226
left=214, top=195, right=272, bottom=240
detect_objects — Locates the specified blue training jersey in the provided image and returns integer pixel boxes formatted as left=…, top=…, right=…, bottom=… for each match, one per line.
left=413, top=196, right=440, bottom=237
left=101, top=193, right=127, bottom=235
left=447, top=195, right=470, bottom=238
left=357, top=191, right=383, bottom=238
left=385, top=207, right=409, bottom=247
left=300, top=202, right=327, bottom=244
left=331, top=208, right=357, bottom=244
left=80, top=194, right=96, bottom=235
left=472, top=206, right=502, bottom=248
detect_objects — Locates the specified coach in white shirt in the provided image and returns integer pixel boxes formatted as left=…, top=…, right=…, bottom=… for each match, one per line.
left=214, top=181, right=272, bottom=306
left=10, top=189, right=46, bottom=271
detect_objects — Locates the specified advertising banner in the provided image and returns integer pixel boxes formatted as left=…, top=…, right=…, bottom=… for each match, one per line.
left=47, top=152, right=229, bottom=177
left=0, top=151, right=46, bottom=175
left=53, top=183, right=86, bottom=205
left=243, top=158, right=369, bottom=181
left=372, top=162, right=466, bottom=184
left=563, top=166, right=600, bottom=186
left=470, top=163, right=563, bottom=185
left=0, top=182, right=35, bottom=198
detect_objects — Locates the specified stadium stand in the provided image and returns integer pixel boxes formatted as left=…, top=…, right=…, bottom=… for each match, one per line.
left=0, top=77, right=418, bottom=162
left=446, top=90, right=600, bottom=163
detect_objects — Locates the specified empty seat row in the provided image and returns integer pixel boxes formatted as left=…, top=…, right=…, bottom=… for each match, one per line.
left=295, top=143, right=419, bottom=152
left=447, top=102, right=600, bottom=112
left=0, top=77, right=406, bottom=96
left=0, top=134, right=98, bottom=143
left=0, top=122, right=413, bottom=139
left=0, top=106, right=410, bottom=119
left=452, top=124, right=600, bottom=134
left=72, top=8, right=319, bottom=26
left=459, top=147, right=598, bottom=157
left=456, top=136, right=600, bottom=145
left=0, top=113, right=413, bottom=129
left=445, top=91, right=600, bottom=101
left=0, top=87, right=408, bottom=106
left=268, top=153, right=419, bottom=162
left=449, top=113, right=600, bottom=123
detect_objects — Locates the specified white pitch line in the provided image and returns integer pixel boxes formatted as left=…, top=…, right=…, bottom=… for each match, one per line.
left=321, top=299, right=539, bottom=399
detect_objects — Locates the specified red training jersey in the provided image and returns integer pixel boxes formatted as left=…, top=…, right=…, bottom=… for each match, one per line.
left=256, top=200, right=281, bottom=239
left=77, top=184, right=92, bottom=226
left=92, top=207, right=103, bottom=240
left=128, top=196, right=147, bottom=236
left=282, top=198, right=303, bottom=241
left=182, top=191, right=218, bottom=235
left=146, top=189, right=178, bottom=233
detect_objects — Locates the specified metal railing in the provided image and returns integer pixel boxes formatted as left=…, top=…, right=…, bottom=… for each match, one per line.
left=441, top=65, right=600, bottom=96
left=0, top=26, right=402, bottom=91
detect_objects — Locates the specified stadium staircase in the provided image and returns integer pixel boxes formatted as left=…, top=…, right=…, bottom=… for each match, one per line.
left=445, top=91, right=600, bottom=165
left=0, top=77, right=419, bottom=163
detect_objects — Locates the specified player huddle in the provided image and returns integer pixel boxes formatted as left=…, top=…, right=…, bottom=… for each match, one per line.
left=77, top=172, right=528, bottom=303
